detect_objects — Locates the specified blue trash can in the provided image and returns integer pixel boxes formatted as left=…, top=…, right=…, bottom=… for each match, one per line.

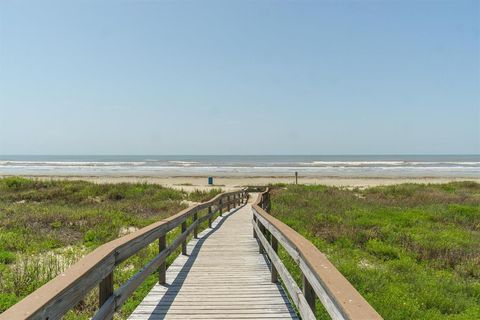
left=208, top=177, right=214, bottom=185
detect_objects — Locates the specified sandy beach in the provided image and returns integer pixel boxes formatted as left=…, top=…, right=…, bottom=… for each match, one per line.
left=9, top=175, right=480, bottom=192
left=1, top=156, right=478, bottom=190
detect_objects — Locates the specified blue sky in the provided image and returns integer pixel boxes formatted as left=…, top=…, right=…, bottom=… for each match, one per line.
left=0, top=0, right=478, bottom=155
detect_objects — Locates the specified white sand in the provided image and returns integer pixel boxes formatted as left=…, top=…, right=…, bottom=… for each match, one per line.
left=12, top=175, right=480, bottom=191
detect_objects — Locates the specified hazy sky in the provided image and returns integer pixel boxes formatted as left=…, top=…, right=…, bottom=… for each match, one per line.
left=0, top=0, right=479, bottom=155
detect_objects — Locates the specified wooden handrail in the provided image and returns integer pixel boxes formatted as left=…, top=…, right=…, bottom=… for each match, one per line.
left=1, top=189, right=248, bottom=320
left=252, top=189, right=383, bottom=320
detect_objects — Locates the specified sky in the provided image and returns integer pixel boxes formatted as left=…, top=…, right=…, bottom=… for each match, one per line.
left=0, top=0, right=479, bottom=155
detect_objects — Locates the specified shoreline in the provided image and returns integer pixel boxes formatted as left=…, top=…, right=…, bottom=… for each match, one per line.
left=2, top=174, right=479, bottom=191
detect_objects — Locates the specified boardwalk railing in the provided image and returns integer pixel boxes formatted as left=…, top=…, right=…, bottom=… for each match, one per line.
left=252, top=189, right=383, bottom=320
left=1, top=189, right=247, bottom=320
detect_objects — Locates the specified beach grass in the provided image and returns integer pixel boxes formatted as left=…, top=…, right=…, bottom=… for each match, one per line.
left=0, top=177, right=221, bottom=318
left=269, top=182, right=480, bottom=320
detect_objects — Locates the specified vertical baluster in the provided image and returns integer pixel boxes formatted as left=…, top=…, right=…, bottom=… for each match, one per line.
left=99, top=272, right=113, bottom=319
left=268, top=192, right=271, bottom=212
left=271, top=236, right=278, bottom=283
left=158, top=234, right=166, bottom=284
left=303, top=274, right=316, bottom=311
left=208, top=205, right=213, bottom=228
left=257, top=221, right=264, bottom=254
left=181, top=220, right=187, bottom=255
left=193, top=209, right=198, bottom=239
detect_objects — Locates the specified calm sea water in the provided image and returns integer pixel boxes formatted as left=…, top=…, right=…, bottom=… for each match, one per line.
left=0, top=155, right=479, bottom=177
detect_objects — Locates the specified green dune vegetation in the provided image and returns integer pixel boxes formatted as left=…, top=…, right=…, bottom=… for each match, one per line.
left=1, top=178, right=479, bottom=320
left=269, top=182, right=480, bottom=320
left=0, top=177, right=221, bottom=318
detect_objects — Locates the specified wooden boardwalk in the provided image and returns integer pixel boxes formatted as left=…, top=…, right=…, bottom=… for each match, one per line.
left=2, top=189, right=382, bottom=320
left=128, top=201, right=298, bottom=320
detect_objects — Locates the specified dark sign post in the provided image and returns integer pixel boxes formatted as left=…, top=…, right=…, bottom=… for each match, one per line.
left=295, top=171, right=298, bottom=185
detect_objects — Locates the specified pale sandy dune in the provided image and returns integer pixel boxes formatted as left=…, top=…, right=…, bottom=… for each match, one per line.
left=9, top=175, right=480, bottom=191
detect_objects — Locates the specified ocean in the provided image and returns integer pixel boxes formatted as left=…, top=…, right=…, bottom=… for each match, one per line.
left=0, top=155, right=478, bottom=177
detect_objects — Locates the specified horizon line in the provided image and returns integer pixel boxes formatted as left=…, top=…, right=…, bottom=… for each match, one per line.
left=0, top=154, right=479, bottom=157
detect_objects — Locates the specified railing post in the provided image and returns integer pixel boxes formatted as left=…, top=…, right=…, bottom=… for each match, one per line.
left=257, top=220, right=264, bottom=254
left=267, top=192, right=271, bottom=212
left=227, top=195, right=231, bottom=211
left=303, top=274, right=316, bottom=311
left=181, top=220, right=187, bottom=255
left=271, top=236, right=278, bottom=283
left=266, top=192, right=270, bottom=211
left=158, top=234, right=166, bottom=284
left=99, top=272, right=113, bottom=319
left=208, top=205, right=213, bottom=228
left=193, top=209, right=198, bottom=239
left=265, top=192, right=268, bottom=211
left=253, top=214, right=257, bottom=239
left=219, top=198, right=223, bottom=216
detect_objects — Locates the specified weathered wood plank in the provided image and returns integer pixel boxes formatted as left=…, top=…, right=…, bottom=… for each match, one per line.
left=253, top=221, right=316, bottom=320
left=253, top=190, right=383, bottom=320
left=158, top=234, right=166, bottom=285
left=98, top=272, right=114, bottom=320
left=0, top=190, right=246, bottom=320
left=3, top=252, right=115, bottom=320
left=128, top=203, right=298, bottom=320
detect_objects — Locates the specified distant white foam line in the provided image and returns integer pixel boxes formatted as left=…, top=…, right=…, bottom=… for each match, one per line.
left=408, top=161, right=480, bottom=166
left=1, top=159, right=479, bottom=178
left=168, top=161, right=198, bottom=166
left=0, top=161, right=148, bottom=167
left=300, top=161, right=480, bottom=167
left=307, top=161, right=407, bottom=166
left=1, top=160, right=479, bottom=168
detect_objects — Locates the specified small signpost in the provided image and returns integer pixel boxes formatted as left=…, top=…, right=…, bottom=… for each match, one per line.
left=295, top=171, right=298, bottom=185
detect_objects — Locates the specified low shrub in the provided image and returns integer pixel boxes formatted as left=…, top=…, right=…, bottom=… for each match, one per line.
left=0, top=178, right=222, bottom=316
left=270, top=182, right=480, bottom=319
left=0, top=251, right=15, bottom=264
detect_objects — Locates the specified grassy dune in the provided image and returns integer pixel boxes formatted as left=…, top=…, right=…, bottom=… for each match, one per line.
left=2, top=178, right=478, bottom=319
left=270, top=182, right=480, bottom=320
left=0, top=177, right=221, bottom=318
